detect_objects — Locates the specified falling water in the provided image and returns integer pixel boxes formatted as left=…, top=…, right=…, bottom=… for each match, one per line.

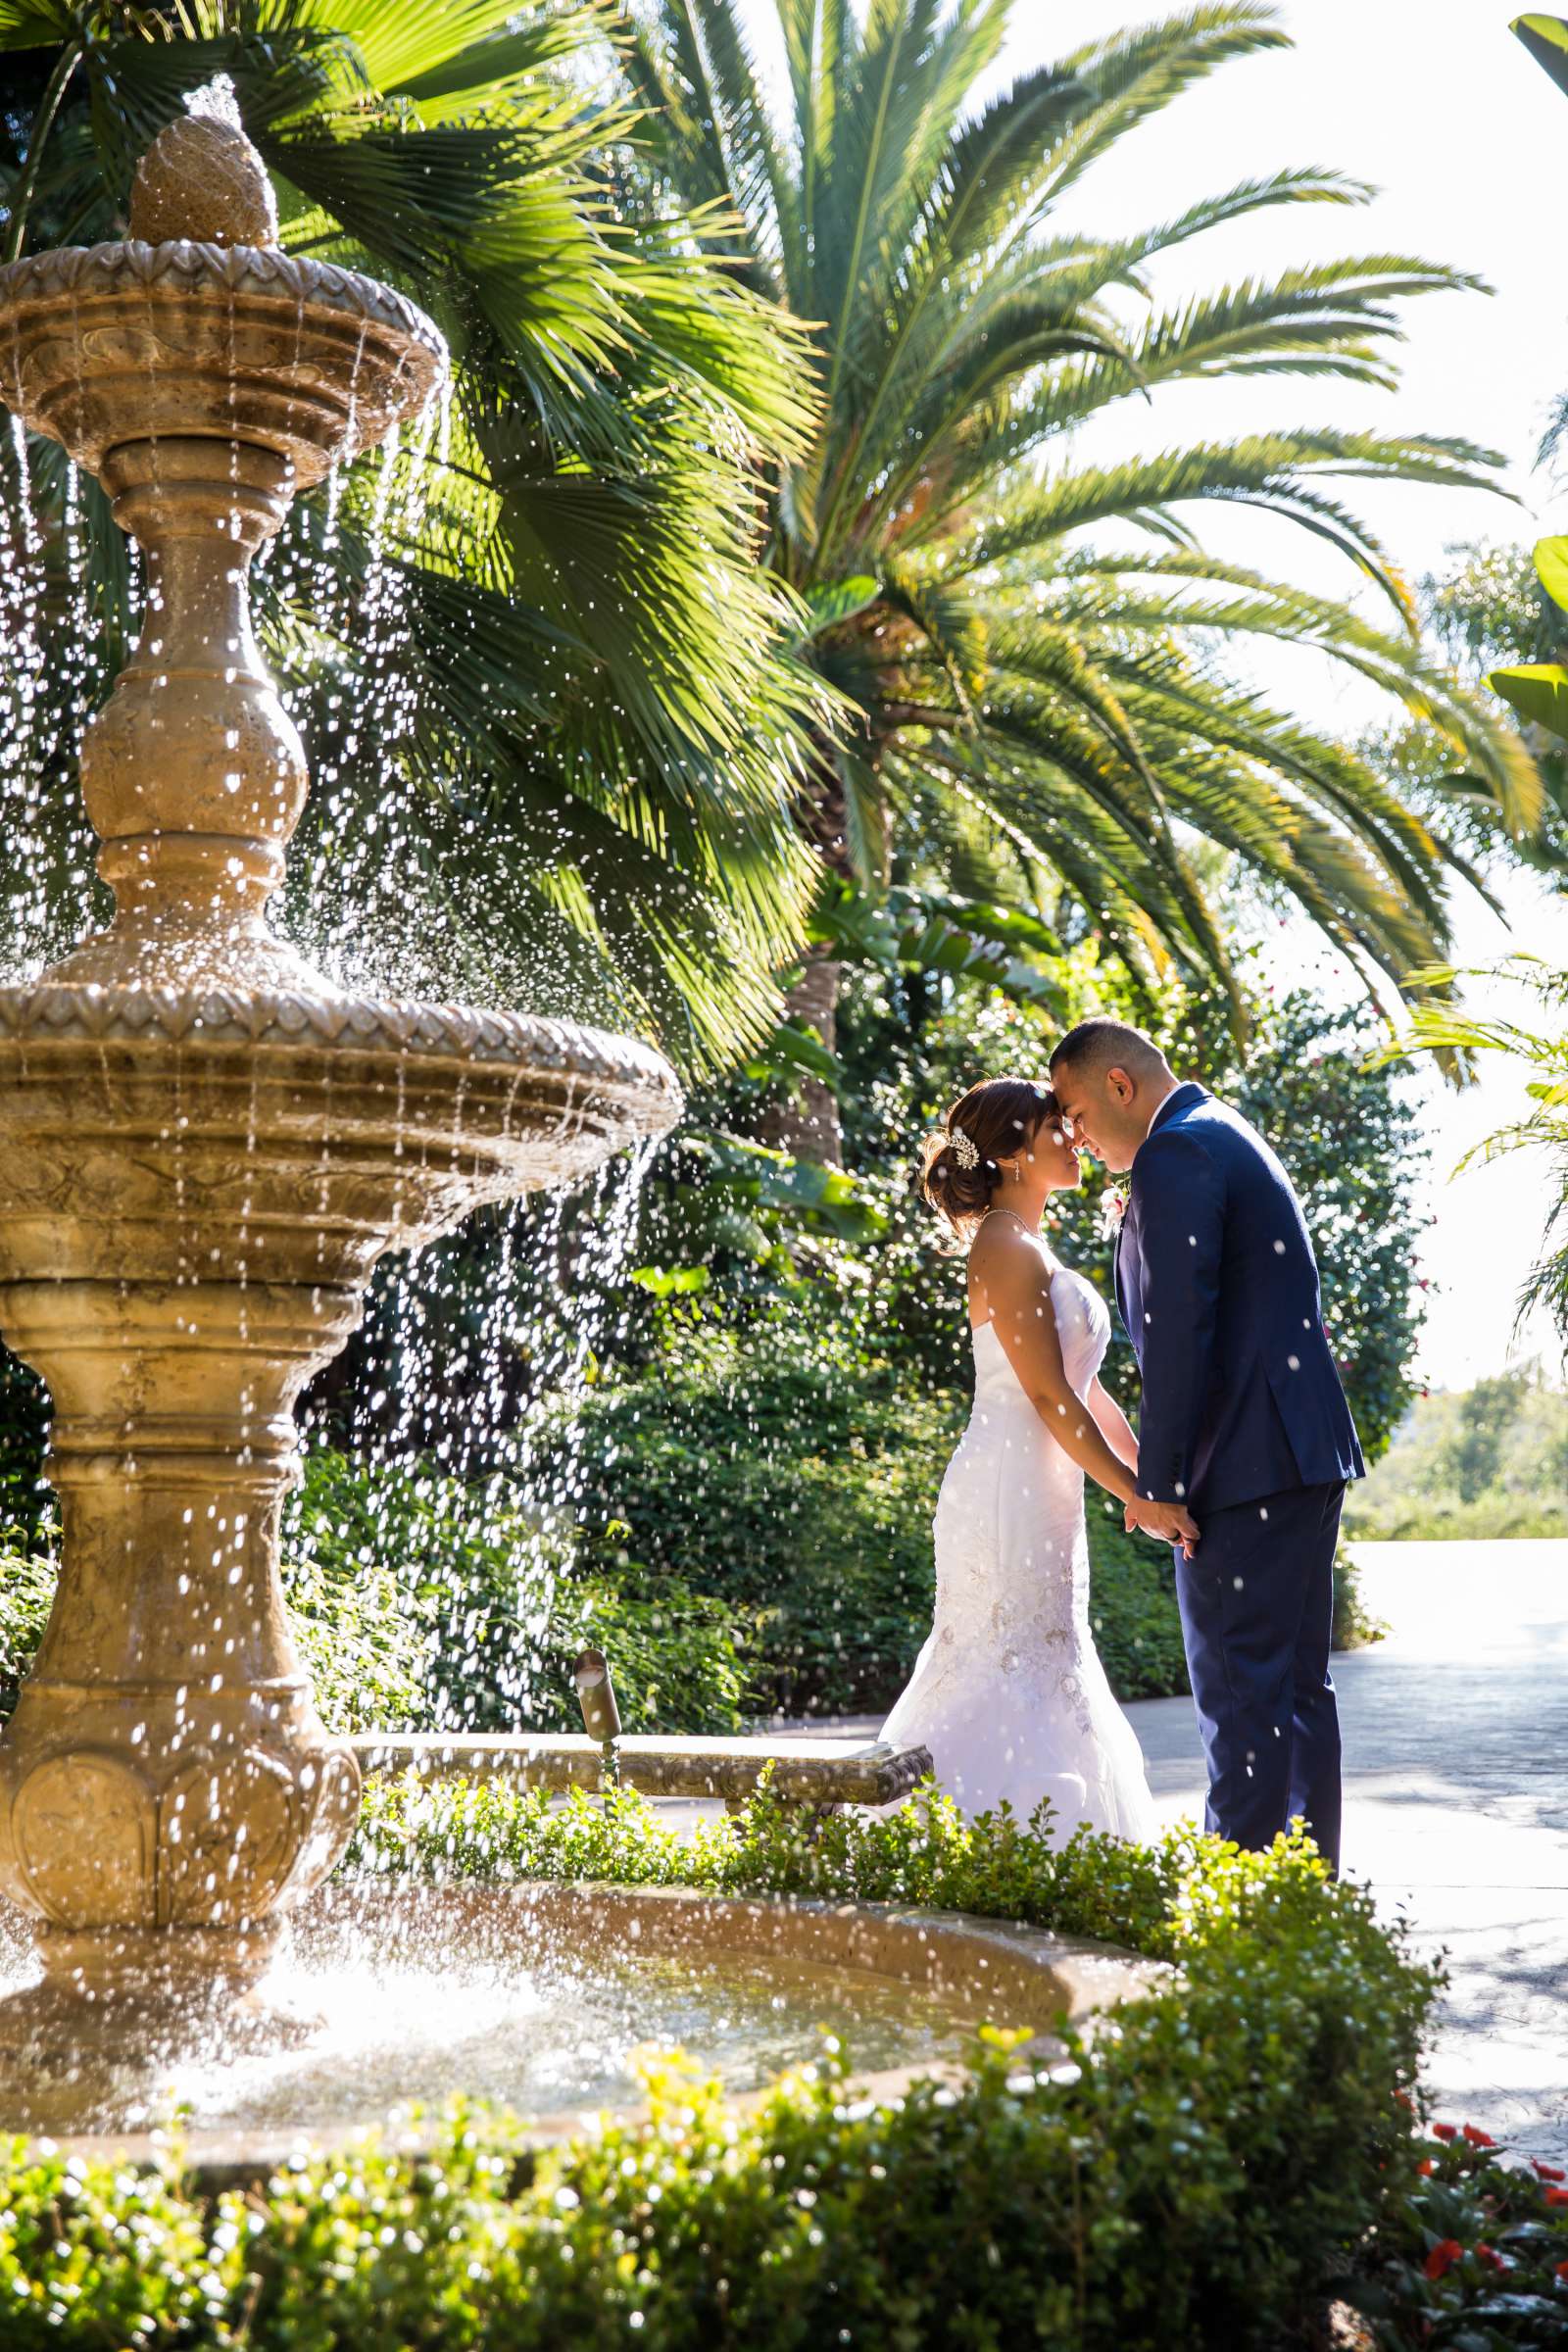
left=291, top=1134, right=661, bottom=1736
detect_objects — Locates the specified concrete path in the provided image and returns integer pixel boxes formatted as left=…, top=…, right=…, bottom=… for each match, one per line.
left=750, top=1539, right=1568, bottom=2164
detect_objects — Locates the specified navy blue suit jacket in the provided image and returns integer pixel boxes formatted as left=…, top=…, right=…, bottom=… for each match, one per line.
left=1113, top=1084, right=1364, bottom=1513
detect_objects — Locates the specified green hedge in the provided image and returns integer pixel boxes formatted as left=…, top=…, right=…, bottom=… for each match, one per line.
left=558, top=1332, right=960, bottom=1714
left=283, top=1449, right=756, bottom=1736
left=1, top=1785, right=1444, bottom=2350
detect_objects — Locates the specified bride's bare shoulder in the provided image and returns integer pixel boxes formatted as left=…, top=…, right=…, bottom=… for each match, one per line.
left=968, top=1212, right=1054, bottom=1294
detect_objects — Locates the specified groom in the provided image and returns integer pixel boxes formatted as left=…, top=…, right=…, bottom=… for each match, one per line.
left=1048, top=1019, right=1362, bottom=1871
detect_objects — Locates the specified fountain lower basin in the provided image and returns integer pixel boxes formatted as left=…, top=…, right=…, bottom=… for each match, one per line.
left=0, top=981, right=678, bottom=2016
left=0, top=1878, right=1162, bottom=2161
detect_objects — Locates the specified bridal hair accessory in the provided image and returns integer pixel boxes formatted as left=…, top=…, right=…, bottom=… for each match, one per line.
left=950, top=1125, right=981, bottom=1170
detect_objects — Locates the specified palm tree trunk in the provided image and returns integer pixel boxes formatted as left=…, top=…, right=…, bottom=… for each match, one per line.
left=760, top=944, right=845, bottom=1165
left=755, top=714, right=869, bottom=1163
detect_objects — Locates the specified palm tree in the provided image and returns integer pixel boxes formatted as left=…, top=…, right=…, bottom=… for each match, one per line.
left=0, top=0, right=830, bottom=1070
left=1379, top=957, right=1568, bottom=1351
left=624, top=0, right=1539, bottom=1155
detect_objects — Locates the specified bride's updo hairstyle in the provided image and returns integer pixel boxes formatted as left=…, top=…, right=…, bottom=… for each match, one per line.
left=920, top=1076, right=1055, bottom=1245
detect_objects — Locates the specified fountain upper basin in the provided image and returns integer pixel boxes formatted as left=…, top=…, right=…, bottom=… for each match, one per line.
left=0, top=238, right=447, bottom=485
left=0, top=978, right=682, bottom=1287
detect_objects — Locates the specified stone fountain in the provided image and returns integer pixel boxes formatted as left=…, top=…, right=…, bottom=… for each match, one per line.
left=0, top=104, right=679, bottom=2048
left=0, top=103, right=1157, bottom=2153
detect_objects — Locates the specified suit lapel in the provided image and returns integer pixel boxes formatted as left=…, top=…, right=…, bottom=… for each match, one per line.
left=1113, top=1199, right=1137, bottom=1339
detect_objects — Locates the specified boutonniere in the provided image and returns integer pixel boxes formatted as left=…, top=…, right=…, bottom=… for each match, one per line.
left=1098, top=1187, right=1129, bottom=1243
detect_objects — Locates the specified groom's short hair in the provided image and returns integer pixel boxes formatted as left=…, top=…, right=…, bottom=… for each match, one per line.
left=1050, top=1019, right=1170, bottom=1085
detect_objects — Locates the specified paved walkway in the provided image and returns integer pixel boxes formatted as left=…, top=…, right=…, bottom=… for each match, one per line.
left=750, top=1539, right=1568, bottom=2164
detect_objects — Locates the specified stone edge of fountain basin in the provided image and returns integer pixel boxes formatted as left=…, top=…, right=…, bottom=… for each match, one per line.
left=0, top=238, right=447, bottom=367
left=0, top=980, right=683, bottom=1101
left=42, top=1878, right=1167, bottom=2189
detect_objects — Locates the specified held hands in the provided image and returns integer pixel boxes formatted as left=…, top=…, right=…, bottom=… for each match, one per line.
left=1124, top=1494, right=1200, bottom=1557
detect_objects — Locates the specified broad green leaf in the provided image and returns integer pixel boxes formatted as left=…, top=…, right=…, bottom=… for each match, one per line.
left=1534, top=534, right=1568, bottom=613
left=630, top=1264, right=712, bottom=1297
left=1513, top=14, right=1568, bottom=99
left=0, top=3, right=73, bottom=44
left=743, top=1019, right=841, bottom=1084
left=1490, top=662, right=1568, bottom=743
left=800, top=576, right=882, bottom=636
left=684, top=1133, right=889, bottom=1241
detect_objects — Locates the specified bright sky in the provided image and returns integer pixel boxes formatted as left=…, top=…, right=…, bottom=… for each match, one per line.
left=739, top=0, right=1567, bottom=1387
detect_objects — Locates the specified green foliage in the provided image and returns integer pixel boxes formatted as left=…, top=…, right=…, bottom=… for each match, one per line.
left=560, top=1324, right=963, bottom=1712
left=285, top=1448, right=756, bottom=1737
left=0, top=2, right=829, bottom=1068
left=1364, top=541, right=1568, bottom=885
left=0, top=1349, right=50, bottom=1554
left=0, top=1776, right=1459, bottom=2348
left=625, top=0, right=1538, bottom=1014
left=1515, top=14, right=1568, bottom=106
left=1376, top=956, right=1568, bottom=1353
left=0, top=1535, right=53, bottom=1725
left=1346, top=1366, right=1568, bottom=1539
left=1489, top=536, right=1568, bottom=761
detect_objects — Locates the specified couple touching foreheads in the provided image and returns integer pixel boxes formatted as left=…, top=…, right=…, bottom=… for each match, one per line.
left=879, top=1018, right=1363, bottom=1872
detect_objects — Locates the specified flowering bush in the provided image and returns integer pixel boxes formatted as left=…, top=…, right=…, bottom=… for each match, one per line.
left=1342, top=2124, right=1568, bottom=2346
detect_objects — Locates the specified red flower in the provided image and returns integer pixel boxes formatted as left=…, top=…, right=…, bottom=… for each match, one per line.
left=1534, top=2160, right=1567, bottom=2182
left=1556, top=2259, right=1568, bottom=2283
left=1432, top=2123, right=1457, bottom=2141
left=1462, top=2124, right=1496, bottom=2148
left=1545, top=2186, right=1568, bottom=2208
left=1416, top=2158, right=1436, bottom=2177
left=1475, top=2243, right=1504, bottom=2271
left=1424, top=2239, right=1463, bottom=2280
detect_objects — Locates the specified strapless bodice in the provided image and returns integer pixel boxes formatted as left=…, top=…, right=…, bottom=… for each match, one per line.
left=970, top=1260, right=1110, bottom=1404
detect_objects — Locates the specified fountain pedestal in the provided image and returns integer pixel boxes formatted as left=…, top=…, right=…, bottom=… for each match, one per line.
left=0, top=109, right=678, bottom=2048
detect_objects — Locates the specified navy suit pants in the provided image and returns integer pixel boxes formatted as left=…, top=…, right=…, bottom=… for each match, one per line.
left=1172, top=1480, right=1344, bottom=1873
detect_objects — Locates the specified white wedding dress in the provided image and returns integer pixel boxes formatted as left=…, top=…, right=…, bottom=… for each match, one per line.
left=880, top=1255, right=1155, bottom=1841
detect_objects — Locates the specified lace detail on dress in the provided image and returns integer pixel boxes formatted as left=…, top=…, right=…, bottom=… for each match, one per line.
left=879, top=1260, right=1153, bottom=1840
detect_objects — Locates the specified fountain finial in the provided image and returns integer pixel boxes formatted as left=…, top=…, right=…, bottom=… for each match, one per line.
left=128, top=80, right=278, bottom=248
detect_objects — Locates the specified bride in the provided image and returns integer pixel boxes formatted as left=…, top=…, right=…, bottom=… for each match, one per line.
left=880, top=1075, right=1199, bottom=1840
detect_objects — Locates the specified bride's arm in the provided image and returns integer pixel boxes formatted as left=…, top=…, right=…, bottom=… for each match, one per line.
left=1087, top=1378, right=1140, bottom=1473
left=975, top=1227, right=1180, bottom=1526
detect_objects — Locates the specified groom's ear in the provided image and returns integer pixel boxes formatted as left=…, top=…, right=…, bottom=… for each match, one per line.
left=1105, top=1065, right=1136, bottom=1105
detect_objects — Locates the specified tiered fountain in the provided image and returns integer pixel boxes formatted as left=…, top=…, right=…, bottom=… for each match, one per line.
left=0, top=105, right=679, bottom=2051
left=0, top=101, right=1152, bottom=2152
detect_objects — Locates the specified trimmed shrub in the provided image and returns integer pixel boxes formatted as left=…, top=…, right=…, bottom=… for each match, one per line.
left=286, top=1449, right=758, bottom=1737
left=0, top=1540, right=53, bottom=1725
left=558, top=1329, right=962, bottom=1714
left=0, top=1789, right=1444, bottom=2350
